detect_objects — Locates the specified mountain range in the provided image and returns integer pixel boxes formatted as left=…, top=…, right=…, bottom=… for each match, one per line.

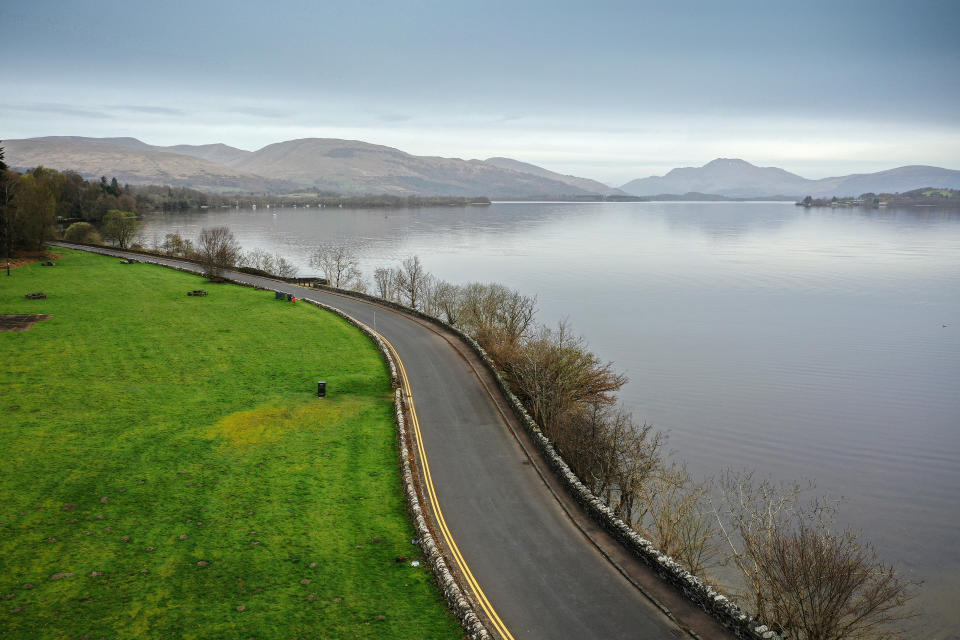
left=4, top=136, right=959, bottom=199
left=619, top=158, right=960, bottom=199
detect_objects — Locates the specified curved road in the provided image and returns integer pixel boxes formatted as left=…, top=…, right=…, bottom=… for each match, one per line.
left=58, top=244, right=734, bottom=640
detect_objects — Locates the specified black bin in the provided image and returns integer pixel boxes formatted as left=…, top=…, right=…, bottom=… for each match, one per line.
left=317, top=381, right=327, bottom=398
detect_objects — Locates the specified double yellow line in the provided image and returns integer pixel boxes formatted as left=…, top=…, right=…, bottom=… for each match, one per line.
left=375, top=330, right=515, bottom=640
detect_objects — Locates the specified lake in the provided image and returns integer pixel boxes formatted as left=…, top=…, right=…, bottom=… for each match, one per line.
left=141, top=201, right=960, bottom=636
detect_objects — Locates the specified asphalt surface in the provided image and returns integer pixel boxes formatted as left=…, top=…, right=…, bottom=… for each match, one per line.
left=56, top=244, right=733, bottom=640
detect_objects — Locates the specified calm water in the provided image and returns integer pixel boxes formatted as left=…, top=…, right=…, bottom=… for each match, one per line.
left=142, top=202, right=960, bottom=635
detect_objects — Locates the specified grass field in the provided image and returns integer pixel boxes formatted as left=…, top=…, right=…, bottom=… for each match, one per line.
left=0, top=249, right=463, bottom=639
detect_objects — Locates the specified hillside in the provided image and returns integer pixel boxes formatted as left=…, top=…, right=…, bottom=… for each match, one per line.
left=4, top=137, right=291, bottom=192
left=483, top=157, right=624, bottom=196
left=231, top=138, right=594, bottom=197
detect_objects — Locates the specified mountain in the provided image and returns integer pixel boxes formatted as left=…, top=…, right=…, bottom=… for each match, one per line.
left=3, top=137, right=291, bottom=192
left=620, top=158, right=812, bottom=198
left=163, top=143, right=252, bottom=166
left=231, top=138, right=593, bottom=198
left=620, top=158, right=960, bottom=198
left=483, top=157, right=624, bottom=196
left=822, top=166, right=960, bottom=197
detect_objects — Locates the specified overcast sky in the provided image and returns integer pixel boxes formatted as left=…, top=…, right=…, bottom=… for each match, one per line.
left=2, top=0, right=958, bottom=185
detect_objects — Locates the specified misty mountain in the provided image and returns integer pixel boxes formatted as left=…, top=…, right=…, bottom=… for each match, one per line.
left=620, top=158, right=960, bottom=198
left=483, top=157, right=624, bottom=196
left=822, top=166, right=960, bottom=197
left=4, top=137, right=293, bottom=192
left=230, top=138, right=594, bottom=198
left=620, top=158, right=812, bottom=198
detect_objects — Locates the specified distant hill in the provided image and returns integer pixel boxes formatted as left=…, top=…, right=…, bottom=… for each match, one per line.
left=621, top=158, right=813, bottom=198
left=164, top=143, right=252, bottom=166
left=4, top=137, right=287, bottom=192
left=483, top=157, right=624, bottom=196
left=620, top=158, right=960, bottom=198
left=230, top=138, right=593, bottom=198
left=7, top=136, right=959, bottom=199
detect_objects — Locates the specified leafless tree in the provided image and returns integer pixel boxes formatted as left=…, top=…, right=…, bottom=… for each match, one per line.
left=430, top=280, right=462, bottom=324
left=396, top=255, right=428, bottom=309
left=272, top=253, right=298, bottom=278
left=638, top=462, right=718, bottom=576
left=506, top=320, right=627, bottom=432
left=240, top=247, right=274, bottom=272
left=374, top=267, right=398, bottom=301
left=457, top=282, right=536, bottom=350
left=713, top=471, right=916, bottom=640
left=197, top=226, right=241, bottom=281
left=310, top=244, right=364, bottom=289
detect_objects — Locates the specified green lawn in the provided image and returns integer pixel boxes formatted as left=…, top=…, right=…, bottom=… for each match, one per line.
left=0, top=249, right=462, bottom=640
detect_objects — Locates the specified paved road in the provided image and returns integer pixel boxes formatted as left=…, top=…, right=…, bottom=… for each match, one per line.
left=57, top=244, right=734, bottom=640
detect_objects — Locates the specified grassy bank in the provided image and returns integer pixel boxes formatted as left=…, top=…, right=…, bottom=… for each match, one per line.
left=0, top=249, right=462, bottom=639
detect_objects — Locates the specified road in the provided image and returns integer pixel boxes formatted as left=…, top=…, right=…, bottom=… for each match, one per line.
left=56, top=244, right=735, bottom=640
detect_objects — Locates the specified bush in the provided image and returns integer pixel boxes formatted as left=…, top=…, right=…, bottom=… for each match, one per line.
left=63, top=221, right=103, bottom=244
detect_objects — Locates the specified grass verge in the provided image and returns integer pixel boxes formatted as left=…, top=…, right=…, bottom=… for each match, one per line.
left=0, top=248, right=463, bottom=640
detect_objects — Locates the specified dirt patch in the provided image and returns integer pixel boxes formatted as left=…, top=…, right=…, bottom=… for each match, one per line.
left=0, top=315, right=53, bottom=332
left=4, top=251, right=61, bottom=269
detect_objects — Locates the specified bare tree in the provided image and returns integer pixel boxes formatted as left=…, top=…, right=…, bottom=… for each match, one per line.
left=506, top=320, right=627, bottom=433
left=197, top=226, right=241, bottom=281
left=638, top=462, right=718, bottom=576
left=310, top=244, right=363, bottom=289
left=714, top=471, right=916, bottom=640
left=373, top=267, right=397, bottom=301
left=430, top=280, right=462, bottom=324
left=240, top=247, right=274, bottom=272
left=457, top=282, right=536, bottom=350
left=272, top=253, right=298, bottom=278
left=396, top=255, right=428, bottom=309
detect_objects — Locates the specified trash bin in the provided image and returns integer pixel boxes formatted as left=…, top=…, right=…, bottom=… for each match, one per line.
left=286, top=293, right=293, bottom=302
left=317, top=381, right=326, bottom=398
left=275, top=290, right=283, bottom=300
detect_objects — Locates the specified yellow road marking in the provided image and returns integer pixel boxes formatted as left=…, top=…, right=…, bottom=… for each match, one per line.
left=374, top=330, right=516, bottom=640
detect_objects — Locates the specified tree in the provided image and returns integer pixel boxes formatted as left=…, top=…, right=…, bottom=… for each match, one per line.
left=506, top=320, right=626, bottom=433
left=160, top=233, right=194, bottom=258
left=101, top=209, right=141, bottom=249
left=13, top=173, right=56, bottom=251
left=63, top=221, right=102, bottom=244
left=1, top=143, right=13, bottom=275
left=197, top=226, right=241, bottom=281
left=714, top=472, right=915, bottom=640
left=638, top=462, right=718, bottom=576
left=309, top=245, right=363, bottom=289
left=374, top=267, right=398, bottom=301
left=396, top=255, right=427, bottom=309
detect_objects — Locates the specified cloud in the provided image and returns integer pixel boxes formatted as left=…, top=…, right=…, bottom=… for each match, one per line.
left=4, top=103, right=114, bottom=120
left=117, top=105, right=186, bottom=116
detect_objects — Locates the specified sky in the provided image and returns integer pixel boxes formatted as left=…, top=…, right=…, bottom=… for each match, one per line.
left=2, top=0, right=958, bottom=185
